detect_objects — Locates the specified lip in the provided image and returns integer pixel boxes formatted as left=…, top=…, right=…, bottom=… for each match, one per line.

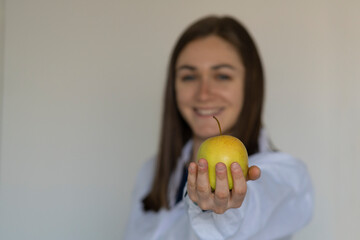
left=193, top=107, right=224, bottom=117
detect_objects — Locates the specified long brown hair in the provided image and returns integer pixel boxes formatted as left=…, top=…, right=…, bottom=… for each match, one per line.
left=142, top=15, right=264, bottom=211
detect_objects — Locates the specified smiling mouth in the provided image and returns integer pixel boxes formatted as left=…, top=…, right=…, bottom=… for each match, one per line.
left=194, top=108, right=224, bottom=117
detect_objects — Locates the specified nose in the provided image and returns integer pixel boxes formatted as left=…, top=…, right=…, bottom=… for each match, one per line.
left=196, top=77, right=212, bottom=101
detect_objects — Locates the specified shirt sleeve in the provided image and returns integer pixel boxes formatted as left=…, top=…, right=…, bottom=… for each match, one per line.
left=185, top=152, right=314, bottom=240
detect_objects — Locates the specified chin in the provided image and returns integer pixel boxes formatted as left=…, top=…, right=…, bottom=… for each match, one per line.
left=194, top=130, right=219, bottom=141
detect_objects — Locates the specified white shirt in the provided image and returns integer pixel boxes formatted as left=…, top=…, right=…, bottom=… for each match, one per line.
left=124, top=130, right=314, bottom=240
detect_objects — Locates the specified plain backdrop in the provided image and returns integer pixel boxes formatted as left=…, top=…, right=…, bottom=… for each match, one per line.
left=0, top=0, right=359, bottom=239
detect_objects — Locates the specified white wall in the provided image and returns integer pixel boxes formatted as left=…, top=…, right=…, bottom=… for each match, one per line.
left=0, top=1, right=359, bottom=239
left=0, top=0, right=3, bottom=164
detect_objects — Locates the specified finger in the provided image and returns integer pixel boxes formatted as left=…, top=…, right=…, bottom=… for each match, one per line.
left=230, top=162, right=246, bottom=208
left=214, top=162, right=230, bottom=209
left=196, top=159, right=212, bottom=202
left=187, top=162, right=198, bottom=202
left=247, top=166, right=261, bottom=181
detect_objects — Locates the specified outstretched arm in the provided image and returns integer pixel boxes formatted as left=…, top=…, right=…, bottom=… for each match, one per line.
left=185, top=152, right=314, bottom=240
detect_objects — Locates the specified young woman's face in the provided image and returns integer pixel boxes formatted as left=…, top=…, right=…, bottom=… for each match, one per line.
left=175, top=35, right=245, bottom=140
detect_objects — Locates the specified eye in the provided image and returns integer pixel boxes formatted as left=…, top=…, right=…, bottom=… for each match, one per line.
left=181, top=75, right=196, bottom=82
left=216, top=74, right=231, bottom=81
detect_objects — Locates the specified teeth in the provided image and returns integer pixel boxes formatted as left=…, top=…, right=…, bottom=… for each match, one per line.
left=196, top=108, right=221, bottom=116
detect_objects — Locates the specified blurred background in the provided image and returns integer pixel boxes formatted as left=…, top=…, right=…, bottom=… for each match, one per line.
left=0, top=0, right=359, bottom=239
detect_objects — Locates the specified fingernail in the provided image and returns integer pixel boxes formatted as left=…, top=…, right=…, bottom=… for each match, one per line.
left=198, top=159, right=206, bottom=168
left=189, top=164, right=195, bottom=172
left=231, top=162, right=240, bottom=170
left=216, top=163, right=226, bottom=171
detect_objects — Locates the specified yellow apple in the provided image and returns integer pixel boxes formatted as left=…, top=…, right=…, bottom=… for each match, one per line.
left=196, top=117, right=248, bottom=190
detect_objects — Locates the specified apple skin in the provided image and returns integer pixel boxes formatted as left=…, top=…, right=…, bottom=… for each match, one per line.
left=196, top=135, right=248, bottom=190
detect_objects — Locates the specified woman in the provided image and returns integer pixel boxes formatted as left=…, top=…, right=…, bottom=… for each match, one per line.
left=125, top=15, right=313, bottom=240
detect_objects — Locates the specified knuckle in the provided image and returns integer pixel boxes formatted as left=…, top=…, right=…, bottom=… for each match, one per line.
left=232, top=202, right=242, bottom=209
left=197, top=184, right=209, bottom=194
left=232, top=166, right=242, bottom=174
left=235, top=188, right=246, bottom=197
left=187, top=181, right=196, bottom=190
left=240, top=185, right=247, bottom=195
left=198, top=202, right=210, bottom=210
left=216, top=191, right=229, bottom=200
left=232, top=169, right=242, bottom=180
left=217, top=173, right=227, bottom=180
left=213, top=207, right=226, bottom=214
left=232, top=187, right=243, bottom=195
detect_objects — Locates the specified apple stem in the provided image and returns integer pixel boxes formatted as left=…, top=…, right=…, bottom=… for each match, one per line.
left=213, top=116, right=222, bottom=135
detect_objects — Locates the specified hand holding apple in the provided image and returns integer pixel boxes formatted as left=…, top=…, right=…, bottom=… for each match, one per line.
left=187, top=116, right=261, bottom=214
left=196, top=116, right=248, bottom=190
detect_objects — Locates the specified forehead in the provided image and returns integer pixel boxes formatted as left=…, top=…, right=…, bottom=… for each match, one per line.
left=176, top=35, right=243, bottom=68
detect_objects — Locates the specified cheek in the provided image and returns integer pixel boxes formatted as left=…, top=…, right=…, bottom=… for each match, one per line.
left=175, top=87, right=193, bottom=119
left=222, top=87, right=244, bottom=115
left=234, top=91, right=244, bottom=112
left=176, top=85, right=194, bottom=106
left=175, top=90, right=186, bottom=110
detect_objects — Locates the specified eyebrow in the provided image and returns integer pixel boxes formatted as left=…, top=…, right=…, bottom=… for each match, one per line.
left=176, top=65, right=196, bottom=71
left=176, top=64, right=236, bottom=71
left=211, top=64, right=236, bottom=70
